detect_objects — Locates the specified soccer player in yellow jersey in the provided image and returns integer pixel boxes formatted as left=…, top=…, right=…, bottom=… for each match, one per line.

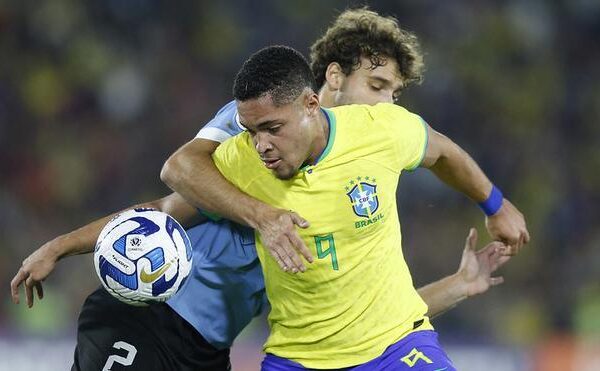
left=190, top=45, right=520, bottom=370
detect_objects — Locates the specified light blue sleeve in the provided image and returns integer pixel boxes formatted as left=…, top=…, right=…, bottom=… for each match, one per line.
left=195, top=100, right=246, bottom=143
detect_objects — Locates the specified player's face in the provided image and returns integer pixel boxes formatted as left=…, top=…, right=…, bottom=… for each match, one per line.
left=333, top=56, right=404, bottom=106
left=237, top=92, right=321, bottom=180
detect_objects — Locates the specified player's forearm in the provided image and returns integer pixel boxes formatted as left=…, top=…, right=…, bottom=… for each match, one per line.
left=161, top=139, right=275, bottom=229
left=48, top=194, right=199, bottom=260
left=417, top=273, right=468, bottom=318
left=426, top=132, right=492, bottom=203
left=49, top=210, right=149, bottom=260
left=48, top=215, right=118, bottom=260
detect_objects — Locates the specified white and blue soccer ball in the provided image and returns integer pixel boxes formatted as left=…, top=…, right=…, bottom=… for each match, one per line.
left=94, top=208, right=192, bottom=306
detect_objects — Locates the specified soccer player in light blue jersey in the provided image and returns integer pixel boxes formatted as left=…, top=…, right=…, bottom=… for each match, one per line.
left=11, top=8, right=520, bottom=371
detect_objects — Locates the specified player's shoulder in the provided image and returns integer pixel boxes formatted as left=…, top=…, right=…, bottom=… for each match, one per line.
left=365, top=103, right=416, bottom=120
left=330, top=104, right=423, bottom=135
left=197, top=100, right=246, bottom=143
left=216, top=129, right=253, bottom=156
left=213, top=130, right=261, bottom=172
left=330, top=103, right=416, bottom=122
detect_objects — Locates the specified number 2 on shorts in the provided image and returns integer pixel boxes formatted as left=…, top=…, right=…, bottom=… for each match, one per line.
left=102, top=341, right=137, bottom=371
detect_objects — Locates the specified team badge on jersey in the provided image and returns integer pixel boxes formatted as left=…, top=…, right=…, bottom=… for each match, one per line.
left=346, top=177, right=379, bottom=218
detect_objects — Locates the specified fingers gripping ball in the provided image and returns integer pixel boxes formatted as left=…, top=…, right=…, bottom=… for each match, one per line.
left=94, top=208, right=192, bottom=306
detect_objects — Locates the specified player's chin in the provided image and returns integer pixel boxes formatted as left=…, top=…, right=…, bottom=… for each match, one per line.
left=273, top=165, right=296, bottom=180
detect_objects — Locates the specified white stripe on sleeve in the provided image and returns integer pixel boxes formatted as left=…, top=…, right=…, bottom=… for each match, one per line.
left=196, top=127, right=234, bottom=143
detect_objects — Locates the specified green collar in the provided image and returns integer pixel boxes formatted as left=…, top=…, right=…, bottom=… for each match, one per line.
left=300, top=107, right=336, bottom=171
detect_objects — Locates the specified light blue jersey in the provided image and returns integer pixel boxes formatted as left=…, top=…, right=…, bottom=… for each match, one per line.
left=167, top=101, right=264, bottom=350
left=195, top=100, right=245, bottom=142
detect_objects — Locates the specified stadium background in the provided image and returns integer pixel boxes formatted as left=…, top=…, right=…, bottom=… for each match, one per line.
left=1, top=0, right=599, bottom=370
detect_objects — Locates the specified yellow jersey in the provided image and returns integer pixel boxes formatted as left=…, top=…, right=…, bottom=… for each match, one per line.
left=212, top=103, right=433, bottom=368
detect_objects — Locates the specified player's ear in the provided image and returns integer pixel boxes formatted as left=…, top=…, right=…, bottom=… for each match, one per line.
left=303, top=89, right=320, bottom=115
left=324, top=62, right=344, bottom=90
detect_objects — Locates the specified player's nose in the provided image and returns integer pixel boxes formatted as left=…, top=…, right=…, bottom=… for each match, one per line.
left=254, top=133, right=273, bottom=154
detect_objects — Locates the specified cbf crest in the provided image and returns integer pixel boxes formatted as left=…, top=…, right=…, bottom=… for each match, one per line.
left=346, top=176, right=379, bottom=218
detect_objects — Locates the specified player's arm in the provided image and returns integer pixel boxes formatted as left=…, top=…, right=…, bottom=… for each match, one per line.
left=421, top=125, right=530, bottom=255
left=161, top=138, right=272, bottom=228
left=417, top=228, right=510, bottom=318
left=10, top=192, right=201, bottom=308
left=160, top=104, right=313, bottom=273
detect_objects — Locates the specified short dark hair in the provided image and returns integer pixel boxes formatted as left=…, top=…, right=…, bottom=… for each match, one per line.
left=233, top=45, right=318, bottom=106
left=310, top=7, right=424, bottom=89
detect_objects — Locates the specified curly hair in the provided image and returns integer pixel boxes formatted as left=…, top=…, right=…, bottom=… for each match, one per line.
left=310, top=7, right=424, bottom=90
left=233, top=45, right=318, bottom=106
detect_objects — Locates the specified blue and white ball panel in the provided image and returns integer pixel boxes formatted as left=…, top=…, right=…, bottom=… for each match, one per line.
left=195, top=100, right=245, bottom=143
left=94, top=209, right=193, bottom=306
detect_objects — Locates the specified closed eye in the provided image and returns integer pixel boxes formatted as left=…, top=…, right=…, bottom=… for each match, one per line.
left=267, top=126, right=281, bottom=135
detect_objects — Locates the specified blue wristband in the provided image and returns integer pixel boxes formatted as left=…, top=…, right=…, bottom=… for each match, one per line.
left=478, top=185, right=503, bottom=216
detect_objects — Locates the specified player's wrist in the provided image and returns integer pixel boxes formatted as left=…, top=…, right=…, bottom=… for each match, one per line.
left=248, top=202, right=279, bottom=231
left=41, top=237, right=69, bottom=262
left=478, top=185, right=503, bottom=216
left=451, top=271, right=473, bottom=299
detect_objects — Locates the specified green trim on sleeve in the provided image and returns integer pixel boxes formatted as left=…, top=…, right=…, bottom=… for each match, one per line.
left=406, top=117, right=429, bottom=171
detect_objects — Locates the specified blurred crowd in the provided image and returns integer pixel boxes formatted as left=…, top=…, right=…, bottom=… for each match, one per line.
left=1, top=0, right=599, bottom=366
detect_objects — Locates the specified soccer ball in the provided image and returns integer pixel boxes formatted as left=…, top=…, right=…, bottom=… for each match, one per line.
left=94, top=208, right=192, bottom=306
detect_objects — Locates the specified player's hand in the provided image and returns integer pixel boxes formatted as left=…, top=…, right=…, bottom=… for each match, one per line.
left=10, top=241, right=60, bottom=308
left=257, top=208, right=313, bottom=273
left=485, top=198, right=530, bottom=256
left=458, top=228, right=511, bottom=297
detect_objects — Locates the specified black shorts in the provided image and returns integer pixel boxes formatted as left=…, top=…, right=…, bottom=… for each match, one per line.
left=72, top=287, right=231, bottom=371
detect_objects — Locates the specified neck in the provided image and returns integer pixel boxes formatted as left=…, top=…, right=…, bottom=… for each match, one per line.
left=317, top=85, right=335, bottom=109
left=305, top=108, right=330, bottom=166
